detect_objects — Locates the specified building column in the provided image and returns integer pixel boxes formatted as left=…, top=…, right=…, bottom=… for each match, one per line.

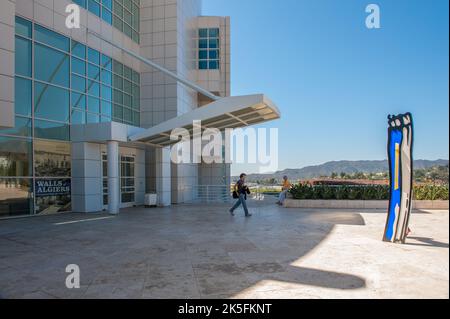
left=107, top=141, right=120, bottom=215
left=156, top=147, right=171, bottom=207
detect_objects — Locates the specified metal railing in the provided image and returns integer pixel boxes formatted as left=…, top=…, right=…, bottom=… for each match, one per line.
left=191, top=185, right=232, bottom=203
left=190, top=185, right=274, bottom=203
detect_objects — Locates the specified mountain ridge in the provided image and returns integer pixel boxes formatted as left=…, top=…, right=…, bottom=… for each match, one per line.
left=236, top=159, right=449, bottom=181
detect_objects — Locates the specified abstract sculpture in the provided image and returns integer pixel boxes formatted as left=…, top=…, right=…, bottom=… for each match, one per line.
left=383, top=113, right=414, bottom=244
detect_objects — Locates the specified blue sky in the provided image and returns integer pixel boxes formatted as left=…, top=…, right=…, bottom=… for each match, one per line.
left=202, top=0, right=449, bottom=174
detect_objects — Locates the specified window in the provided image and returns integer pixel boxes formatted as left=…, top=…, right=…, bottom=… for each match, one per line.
left=71, top=109, right=85, bottom=124
left=15, top=77, right=32, bottom=117
left=72, top=41, right=86, bottom=59
left=15, top=36, right=32, bottom=77
left=72, top=74, right=87, bottom=93
left=102, top=54, right=112, bottom=70
left=34, top=82, right=70, bottom=122
left=101, top=101, right=112, bottom=117
left=88, top=48, right=100, bottom=65
left=88, top=96, right=100, bottom=113
left=72, top=58, right=86, bottom=76
left=101, top=70, right=112, bottom=85
left=102, top=85, right=112, bottom=101
left=0, top=137, right=32, bottom=177
left=111, top=0, right=140, bottom=43
left=15, top=16, right=32, bottom=38
left=34, top=120, right=70, bottom=141
left=14, top=16, right=141, bottom=132
left=34, top=24, right=70, bottom=52
left=88, top=63, right=101, bottom=80
left=88, top=0, right=101, bottom=17
left=198, top=28, right=220, bottom=70
left=73, top=0, right=87, bottom=8
left=72, top=93, right=87, bottom=110
left=0, top=178, right=33, bottom=217
left=87, top=113, right=100, bottom=123
left=34, top=140, right=71, bottom=177
left=88, top=80, right=100, bottom=96
left=0, top=116, right=32, bottom=137
left=35, top=44, right=70, bottom=87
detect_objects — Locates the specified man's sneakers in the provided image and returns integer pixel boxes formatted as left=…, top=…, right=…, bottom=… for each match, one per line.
left=229, top=209, right=235, bottom=216
left=245, top=214, right=252, bottom=217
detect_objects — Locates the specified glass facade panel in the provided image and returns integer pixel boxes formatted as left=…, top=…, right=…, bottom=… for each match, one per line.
left=72, top=41, right=86, bottom=59
left=102, top=85, right=112, bottom=101
left=72, top=57, right=86, bottom=76
left=35, top=44, right=70, bottom=87
left=35, top=82, right=70, bottom=122
left=34, top=24, right=70, bottom=52
left=88, top=63, right=101, bottom=80
left=72, top=74, right=86, bottom=93
left=88, top=0, right=101, bottom=17
left=15, top=36, right=32, bottom=77
left=102, top=55, right=112, bottom=70
left=88, top=96, right=100, bottom=113
left=6, top=16, right=144, bottom=217
left=15, top=16, right=32, bottom=38
left=101, top=70, right=112, bottom=85
left=34, top=140, right=71, bottom=177
left=34, top=120, right=70, bottom=141
left=35, top=187, right=71, bottom=214
left=71, top=109, right=85, bottom=124
left=101, top=101, right=112, bottom=117
left=15, top=77, right=32, bottom=117
left=0, top=178, right=33, bottom=217
left=0, top=117, right=32, bottom=137
left=72, top=0, right=139, bottom=43
left=0, top=136, right=32, bottom=177
left=88, top=80, right=100, bottom=96
left=88, top=48, right=100, bottom=65
left=87, top=113, right=100, bottom=123
left=72, top=93, right=87, bottom=110
left=73, top=0, right=87, bottom=8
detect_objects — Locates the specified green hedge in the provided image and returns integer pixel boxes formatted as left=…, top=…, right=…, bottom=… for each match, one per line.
left=289, top=183, right=449, bottom=201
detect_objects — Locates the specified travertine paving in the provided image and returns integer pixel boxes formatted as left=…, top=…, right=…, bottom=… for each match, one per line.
left=0, top=201, right=448, bottom=299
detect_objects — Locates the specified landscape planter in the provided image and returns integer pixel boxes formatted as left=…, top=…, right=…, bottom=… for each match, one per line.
left=283, top=199, right=449, bottom=210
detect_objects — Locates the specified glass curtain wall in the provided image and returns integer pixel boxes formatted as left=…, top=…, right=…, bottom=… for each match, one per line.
left=0, top=16, right=141, bottom=217
left=72, top=0, right=140, bottom=44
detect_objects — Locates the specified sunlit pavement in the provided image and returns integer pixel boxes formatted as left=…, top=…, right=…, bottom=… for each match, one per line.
left=0, top=201, right=448, bottom=299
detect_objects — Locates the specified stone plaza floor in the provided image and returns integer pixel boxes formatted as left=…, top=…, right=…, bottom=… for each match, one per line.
left=0, top=200, right=448, bottom=299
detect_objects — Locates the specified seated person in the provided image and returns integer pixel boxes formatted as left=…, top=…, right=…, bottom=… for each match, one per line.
left=277, top=176, right=292, bottom=205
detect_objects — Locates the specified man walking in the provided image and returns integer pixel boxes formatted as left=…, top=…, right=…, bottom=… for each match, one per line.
left=229, top=173, right=252, bottom=217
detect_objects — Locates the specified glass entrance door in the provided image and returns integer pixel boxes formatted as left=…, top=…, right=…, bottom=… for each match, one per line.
left=120, top=155, right=135, bottom=207
left=102, top=152, right=136, bottom=209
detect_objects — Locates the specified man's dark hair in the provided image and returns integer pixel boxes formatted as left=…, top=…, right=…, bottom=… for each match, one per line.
left=240, top=173, right=247, bottom=179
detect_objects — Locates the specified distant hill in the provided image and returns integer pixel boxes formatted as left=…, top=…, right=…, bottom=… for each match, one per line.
left=238, top=159, right=449, bottom=182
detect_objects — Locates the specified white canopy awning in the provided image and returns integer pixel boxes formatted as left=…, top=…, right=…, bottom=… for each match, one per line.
left=129, top=94, right=280, bottom=147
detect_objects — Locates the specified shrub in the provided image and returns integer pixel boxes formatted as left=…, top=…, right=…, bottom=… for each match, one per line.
left=289, top=183, right=448, bottom=201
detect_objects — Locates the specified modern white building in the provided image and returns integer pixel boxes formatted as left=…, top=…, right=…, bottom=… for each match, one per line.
left=0, top=0, right=279, bottom=217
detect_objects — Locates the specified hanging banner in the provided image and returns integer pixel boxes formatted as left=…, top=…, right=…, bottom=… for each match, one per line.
left=35, top=179, right=71, bottom=197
